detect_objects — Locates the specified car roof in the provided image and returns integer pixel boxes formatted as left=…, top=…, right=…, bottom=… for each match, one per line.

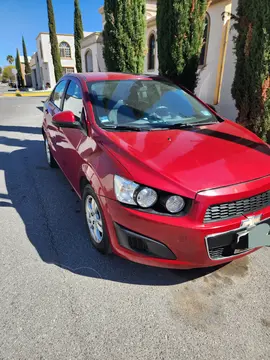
left=64, top=72, right=156, bottom=82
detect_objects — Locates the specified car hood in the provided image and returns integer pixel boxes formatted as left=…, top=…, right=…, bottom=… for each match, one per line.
left=101, top=121, right=270, bottom=197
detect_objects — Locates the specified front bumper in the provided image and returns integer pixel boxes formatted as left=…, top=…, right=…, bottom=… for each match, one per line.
left=99, top=176, right=270, bottom=269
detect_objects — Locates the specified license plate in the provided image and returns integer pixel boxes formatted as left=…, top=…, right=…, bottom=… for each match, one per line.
left=237, top=223, right=270, bottom=249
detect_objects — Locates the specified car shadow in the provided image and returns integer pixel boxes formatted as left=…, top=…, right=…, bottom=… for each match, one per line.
left=0, top=124, right=42, bottom=135
left=1, top=125, right=223, bottom=286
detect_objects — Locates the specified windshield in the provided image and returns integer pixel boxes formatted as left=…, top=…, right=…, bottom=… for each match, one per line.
left=88, top=79, right=218, bottom=130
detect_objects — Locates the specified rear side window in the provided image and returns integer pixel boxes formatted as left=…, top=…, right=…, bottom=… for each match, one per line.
left=51, top=80, right=67, bottom=109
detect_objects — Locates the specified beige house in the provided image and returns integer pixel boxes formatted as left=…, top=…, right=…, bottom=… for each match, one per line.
left=30, top=32, right=78, bottom=89
left=81, top=0, right=238, bottom=120
left=81, top=32, right=105, bottom=73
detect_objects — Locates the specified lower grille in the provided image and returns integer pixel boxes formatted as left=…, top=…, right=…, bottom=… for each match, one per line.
left=128, top=235, right=148, bottom=252
left=204, top=190, right=270, bottom=223
left=206, top=229, right=250, bottom=260
left=114, top=223, right=176, bottom=260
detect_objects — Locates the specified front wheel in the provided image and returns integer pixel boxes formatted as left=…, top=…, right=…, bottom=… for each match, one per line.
left=83, top=184, right=111, bottom=254
left=44, top=137, right=58, bottom=168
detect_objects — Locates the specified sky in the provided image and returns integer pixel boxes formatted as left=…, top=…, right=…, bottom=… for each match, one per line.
left=0, top=0, right=104, bottom=68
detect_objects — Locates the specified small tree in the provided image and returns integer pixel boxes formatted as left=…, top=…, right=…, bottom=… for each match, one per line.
left=231, top=0, right=270, bottom=141
left=46, top=0, right=62, bottom=82
left=0, top=67, right=2, bottom=75
left=22, top=36, right=31, bottom=74
left=103, top=0, right=146, bottom=73
left=15, top=49, right=25, bottom=88
left=2, top=66, right=16, bottom=82
left=6, top=55, right=14, bottom=64
left=74, top=0, right=84, bottom=73
left=157, top=0, right=208, bottom=92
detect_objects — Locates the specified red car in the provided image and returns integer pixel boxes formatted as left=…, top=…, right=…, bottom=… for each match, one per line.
left=42, top=72, right=270, bottom=269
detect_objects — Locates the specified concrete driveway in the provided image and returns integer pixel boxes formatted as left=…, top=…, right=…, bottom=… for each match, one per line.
left=0, top=97, right=269, bottom=360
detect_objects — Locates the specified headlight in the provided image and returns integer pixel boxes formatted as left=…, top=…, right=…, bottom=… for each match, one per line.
left=136, top=187, right=158, bottom=208
left=114, top=175, right=139, bottom=205
left=114, top=175, right=188, bottom=215
left=165, top=195, right=185, bottom=213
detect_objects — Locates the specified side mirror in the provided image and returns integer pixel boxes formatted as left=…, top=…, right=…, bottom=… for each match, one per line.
left=207, top=104, right=216, bottom=112
left=52, top=111, right=81, bottom=129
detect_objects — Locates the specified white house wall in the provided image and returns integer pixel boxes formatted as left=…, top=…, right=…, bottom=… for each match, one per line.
left=81, top=34, right=106, bottom=72
left=57, top=34, right=76, bottom=70
left=82, top=43, right=97, bottom=72
left=36, top=33, right=76, bottom=88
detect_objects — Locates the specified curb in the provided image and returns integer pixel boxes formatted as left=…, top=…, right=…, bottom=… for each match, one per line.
left=1, top=91, right=51, bottom=98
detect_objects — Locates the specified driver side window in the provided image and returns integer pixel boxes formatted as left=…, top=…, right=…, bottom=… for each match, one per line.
left=63, top=80, right=87, bottom=131
left=51, top=80, right=67, bottom=109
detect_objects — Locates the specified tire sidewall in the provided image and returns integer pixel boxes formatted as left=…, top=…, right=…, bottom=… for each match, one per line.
left=82, top=184, right=110, bottom=254
left=44, top=136, right=58, bottom=168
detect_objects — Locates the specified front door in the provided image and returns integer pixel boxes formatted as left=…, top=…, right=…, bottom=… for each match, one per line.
left=59, top=79, right=89, bottom=190
left=45, top=80, right=68, bottom=166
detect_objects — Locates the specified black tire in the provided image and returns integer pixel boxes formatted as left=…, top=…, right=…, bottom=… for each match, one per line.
left=44, top=136, right=58, bottom=168
left=82, top=184, right=111, bottom=254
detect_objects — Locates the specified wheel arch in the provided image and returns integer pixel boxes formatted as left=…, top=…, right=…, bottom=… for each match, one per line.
left=78, top=164, right=106, bottom=199
left=80, top=176, right=89, bottom=197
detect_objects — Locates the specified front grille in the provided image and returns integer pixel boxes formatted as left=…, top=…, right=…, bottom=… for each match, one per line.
left=204, top=190, right=270, bottom=223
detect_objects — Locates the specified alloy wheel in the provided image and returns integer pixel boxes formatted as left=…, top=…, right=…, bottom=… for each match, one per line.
left=85, top=195, right=103, bottom=244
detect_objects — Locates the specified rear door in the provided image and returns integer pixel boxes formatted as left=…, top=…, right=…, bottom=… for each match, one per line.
left=44, top=80, right=68, bottom=166
left=58, top=78, right=89, bottom=190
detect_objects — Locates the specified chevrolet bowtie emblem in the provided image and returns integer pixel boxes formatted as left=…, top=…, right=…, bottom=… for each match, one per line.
left=241, top=214, right=262, bottom=230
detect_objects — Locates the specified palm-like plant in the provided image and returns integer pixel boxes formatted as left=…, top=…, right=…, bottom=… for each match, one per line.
left=6, top=55, right=14, bottom=64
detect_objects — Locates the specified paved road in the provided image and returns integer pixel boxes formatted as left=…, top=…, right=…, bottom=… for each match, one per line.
left=0, top=97, right=269, bottom=360
left=0, top=84, right=10, bottom=94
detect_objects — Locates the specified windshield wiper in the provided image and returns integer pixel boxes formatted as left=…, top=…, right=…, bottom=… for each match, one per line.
left=157, top=121, right=218, bottom=130
left=188, top=121, right=218, bottom=126
left=102, top=125, right=146, bottom=132
left=157, top=123, right=195, bottom=129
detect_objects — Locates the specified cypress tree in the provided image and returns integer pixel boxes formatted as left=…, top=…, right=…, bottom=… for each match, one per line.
left=74, top=0, right=84, bottom=73
left=157, top=0, right=208, bottom=92
left=231, top=0, right=270, bottom=141
left=46, top=0, right=62, bottom=82
left=15, top=49, right=25, bottom=88
left=103, top=0, right=146, bottom=73
left=22, top=36, right=31, bottom=74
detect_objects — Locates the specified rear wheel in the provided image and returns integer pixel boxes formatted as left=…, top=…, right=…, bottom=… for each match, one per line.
left=83, top=184, right=110, bottom=254
left=44, top=137, right=58, bottom=168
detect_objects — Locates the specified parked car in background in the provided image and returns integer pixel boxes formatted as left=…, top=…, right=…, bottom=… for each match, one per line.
left=42, top=72, right=270, bottom=269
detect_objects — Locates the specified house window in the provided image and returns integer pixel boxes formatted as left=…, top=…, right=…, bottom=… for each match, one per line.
left=148, top=33, right=156, bottom=71
left=62, top=67, right=75, bottom=75
left=199, top=13, right=210, bottom=67
left=85, top=49, right=93, bottom=72
left=59, top=41, right=71, bottom=58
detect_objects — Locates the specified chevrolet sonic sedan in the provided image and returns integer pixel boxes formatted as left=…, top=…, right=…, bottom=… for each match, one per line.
left=42, top=72, right=270, bottom=269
